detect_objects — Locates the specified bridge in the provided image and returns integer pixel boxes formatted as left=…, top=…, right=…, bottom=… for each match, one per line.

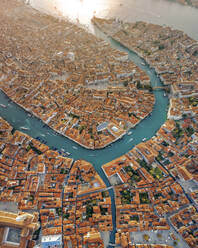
left=153, top=86, right=167, bottom=90
left=108, top=243, right=116, bottom=247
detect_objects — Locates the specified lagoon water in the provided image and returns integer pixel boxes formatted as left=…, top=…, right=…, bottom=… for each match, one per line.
left=29, top=0, right=198, bottom=40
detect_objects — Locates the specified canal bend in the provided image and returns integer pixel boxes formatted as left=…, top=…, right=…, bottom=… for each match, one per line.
left=0, top=30, right=169, bottom=247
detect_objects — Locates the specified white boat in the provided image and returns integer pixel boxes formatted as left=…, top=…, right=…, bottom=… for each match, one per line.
left=127, top=138, right=134, bottom=143
left=164, top=93, right=167, bottom=97
left=141, top=62, right=145, bottom=66
left=72, top=146, right=78, bottom=150
left=142, top=138, right=146, bottom=142
left=65, top=152, right=71, bottom=156
left=20, top=127, right=30, bottom=131
left=40, top=134, right=45, bottom=137
left=128, top=131, right=132, bottom=135
left=0, top=104, right=6, bottom=108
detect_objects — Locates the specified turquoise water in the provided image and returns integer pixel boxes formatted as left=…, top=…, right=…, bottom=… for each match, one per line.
left=0, top=42, right=168, bottom=166
left=0, top=37, right=168, bottom=247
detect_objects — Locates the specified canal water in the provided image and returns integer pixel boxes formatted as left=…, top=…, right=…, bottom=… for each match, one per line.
left=0, top=34, right=168, bottom=246
left=2, top=0, right=196, bottom=246
left=0, top=40, right=169, bottom=168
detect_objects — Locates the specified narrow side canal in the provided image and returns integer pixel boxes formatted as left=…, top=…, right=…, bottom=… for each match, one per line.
left=0, top=29, right=169, bottom=247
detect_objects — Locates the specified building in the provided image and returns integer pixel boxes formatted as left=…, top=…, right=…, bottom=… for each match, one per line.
left=0, top=210, right=40, bottom=248
left=41, top=235, right=62, bottom=248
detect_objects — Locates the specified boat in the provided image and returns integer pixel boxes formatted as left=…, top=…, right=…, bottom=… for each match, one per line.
left=142, top=138, right=146, bottom=141
left=128, top=131, right=132, bottom=135
left=141, top=62, right=145, bottom=66
left=164, top=93, right=167, bottom=97
left=72, top=146, right=78, bottom=150
left=40, top=134, right=45, bottom=137
left=127, top=138, right=133, bottom=143
left=60, top=151, right=71, bottom=157
left=20, top=127, right=30, bottom=131
left=0, top=104, right=6, bottom=108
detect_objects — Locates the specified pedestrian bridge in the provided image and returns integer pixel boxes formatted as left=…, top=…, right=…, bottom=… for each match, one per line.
left=153, top=86, right=167, bottom=90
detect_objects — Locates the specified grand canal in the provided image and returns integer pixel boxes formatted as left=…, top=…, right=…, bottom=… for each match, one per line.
left=0, top=37, right=168, bottom=246
left=1, top=0, right=198, bottom=246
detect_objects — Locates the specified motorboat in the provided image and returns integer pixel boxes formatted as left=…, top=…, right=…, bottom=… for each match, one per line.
left=142, top=138, right=146, bottom=142
left=0, top=104, right=6, bottom=108
left=127, top=138, right=133, bottom=143
left=20, top=127, right=30, bottom=131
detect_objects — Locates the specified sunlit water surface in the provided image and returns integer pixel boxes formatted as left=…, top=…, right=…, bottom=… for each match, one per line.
left=29, top=0, right=198, bottom=40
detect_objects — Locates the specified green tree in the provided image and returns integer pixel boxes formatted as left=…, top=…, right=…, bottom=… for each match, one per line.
left=158, top=44, right=165, bottom=50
